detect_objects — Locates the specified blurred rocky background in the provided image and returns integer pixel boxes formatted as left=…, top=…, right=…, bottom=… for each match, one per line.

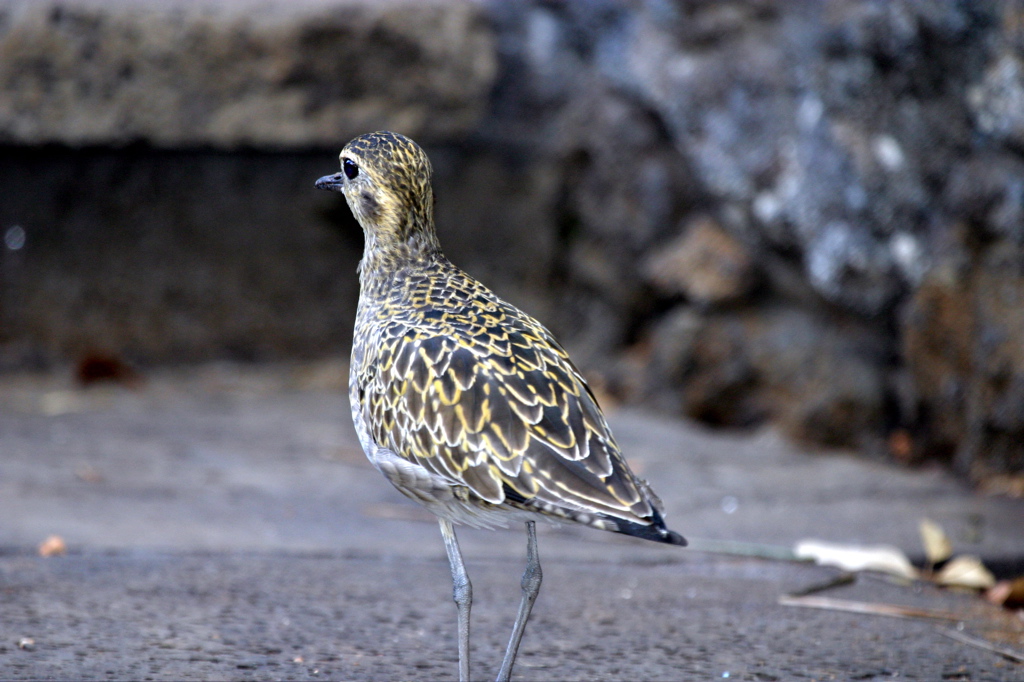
left=1, top=0, right=1022, bottom=483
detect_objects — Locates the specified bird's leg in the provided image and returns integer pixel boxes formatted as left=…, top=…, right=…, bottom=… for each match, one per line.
left=496, top=521, right=542, bottom=682
left=439, top=518, right=473, bottom=682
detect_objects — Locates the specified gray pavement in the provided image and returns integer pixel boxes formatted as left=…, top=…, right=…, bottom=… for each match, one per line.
left=2, top=362, right=1024, bottom=681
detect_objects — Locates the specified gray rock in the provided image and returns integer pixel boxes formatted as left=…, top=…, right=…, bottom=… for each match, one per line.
left=0, top=0, right=496, bottom=147
left=969, top=51, right=1024, bottom=149
left=671, top=304, right=889, bottom=450
left=1, top=0, right=1023, bottom=476
left=946, top=153, right=1024, bottom=244
left=644, top=217, right=757, bottom=305
left=903, top=242, right=1024, bottom=478
left=641, top=305, right=704, bottom=409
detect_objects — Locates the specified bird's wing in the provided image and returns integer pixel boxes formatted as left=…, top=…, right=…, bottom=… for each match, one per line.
left=358, top=303, right=657, bottom=524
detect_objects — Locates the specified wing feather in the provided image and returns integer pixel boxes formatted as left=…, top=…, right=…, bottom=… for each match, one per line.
left=357, top=274, right=657, bottom=526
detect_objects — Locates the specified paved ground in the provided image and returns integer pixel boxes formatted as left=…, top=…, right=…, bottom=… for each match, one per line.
left=2, top=362, right=1024, bottom=681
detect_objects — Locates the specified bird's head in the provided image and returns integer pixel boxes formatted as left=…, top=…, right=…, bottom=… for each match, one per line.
left=316, top=131, right=437, bottom=255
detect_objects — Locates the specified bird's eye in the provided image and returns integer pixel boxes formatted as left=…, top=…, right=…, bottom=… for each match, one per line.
left=343, top=158, right=359, bottom=180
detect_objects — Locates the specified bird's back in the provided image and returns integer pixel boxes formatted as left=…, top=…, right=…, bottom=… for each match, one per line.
left=351, top=255, right=684, bottom=545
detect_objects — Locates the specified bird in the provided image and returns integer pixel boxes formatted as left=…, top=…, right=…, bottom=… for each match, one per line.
left=316, top=131, right=686, bottom=682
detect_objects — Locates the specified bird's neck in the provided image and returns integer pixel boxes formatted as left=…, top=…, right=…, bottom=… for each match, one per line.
left=357, top=214, right=443, bottom=298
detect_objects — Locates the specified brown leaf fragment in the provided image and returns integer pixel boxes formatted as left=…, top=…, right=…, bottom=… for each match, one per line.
left=887, top=429, right=914, bottom=463
left=75, top=465, right=104, bottom=483
left=986, top=576, right=1024, bottom=608
left=38, top=535, right=66, bottom=557
left=76, top=351, right=143, bottom=388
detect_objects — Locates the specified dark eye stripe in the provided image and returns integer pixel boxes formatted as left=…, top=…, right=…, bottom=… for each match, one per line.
left=343, top=158, right=359, bottom=180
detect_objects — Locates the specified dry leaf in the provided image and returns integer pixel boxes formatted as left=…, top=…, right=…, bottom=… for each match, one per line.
left=934, top=555, right=996, bottom=589
left=1004, top=576, right=1024, bottom=607
left=985, top=576, right=1024, bottom=607
left=38, top=535, right=66, bottom=557
left=76, top=350, right=144, bottom=387
left=794, top=540, right=918, bottom=579
left=987, top=581, right=1013, bottom=606
left=888, top=429, right=914, bottom=462
left=919, top=518, right=953, bottom=565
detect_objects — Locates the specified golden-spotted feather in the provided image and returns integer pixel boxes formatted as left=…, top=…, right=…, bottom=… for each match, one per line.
left=316, top=129, right=685, bottom=682
left=359, top=265, right=658, bottom=530
left=321, top=130, right=685, bottom=544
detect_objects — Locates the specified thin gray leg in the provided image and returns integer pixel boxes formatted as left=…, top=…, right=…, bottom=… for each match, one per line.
left=496, top=521, right=542, bottom=682
left=440, top=518, right=472, bottom=682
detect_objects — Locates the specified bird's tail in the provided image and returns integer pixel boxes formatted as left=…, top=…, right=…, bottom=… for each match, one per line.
left=605, top=507, right=687, bottom=546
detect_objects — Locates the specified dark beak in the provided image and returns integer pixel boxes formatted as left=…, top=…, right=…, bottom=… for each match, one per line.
left=315, top=172, right=345, bottom=192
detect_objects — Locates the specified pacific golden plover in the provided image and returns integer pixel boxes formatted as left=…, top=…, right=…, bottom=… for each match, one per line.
left=316, top=131, right=685, bottom=682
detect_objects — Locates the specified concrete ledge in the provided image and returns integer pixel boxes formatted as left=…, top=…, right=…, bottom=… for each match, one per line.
left=0, top=0, right=496, bottom=147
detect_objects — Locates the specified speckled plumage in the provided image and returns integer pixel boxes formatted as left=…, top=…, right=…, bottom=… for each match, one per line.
left=319, top=131, right=684, bottom=545
left=316, top=131, right=684, bottom=682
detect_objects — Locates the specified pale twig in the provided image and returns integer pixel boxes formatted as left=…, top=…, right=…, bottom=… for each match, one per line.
left=778, top=595, right=960, bottom=621
left=940, top=628, right=1024, bottom=663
